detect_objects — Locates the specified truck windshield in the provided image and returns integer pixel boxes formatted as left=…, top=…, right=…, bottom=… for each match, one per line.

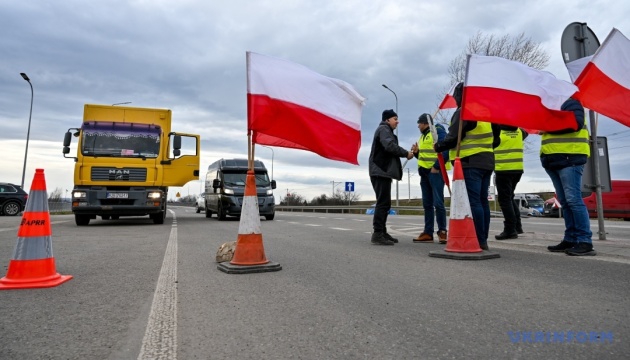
left=223, top=171, right=270, bottom=187
left=81, top=122, right=161, bottom=158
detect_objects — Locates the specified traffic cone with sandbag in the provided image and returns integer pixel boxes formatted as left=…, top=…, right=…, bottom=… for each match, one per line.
left=217, top=169, right=281, bottom=274
left=0, top=169, right=73, bottom=289
left=429, top=158, right=500, bottom=260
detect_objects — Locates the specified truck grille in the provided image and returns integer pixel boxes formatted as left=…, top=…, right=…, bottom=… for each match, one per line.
left=91, top=167, right=147, bottom=182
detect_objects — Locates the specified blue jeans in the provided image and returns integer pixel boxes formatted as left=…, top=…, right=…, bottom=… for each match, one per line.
left=545, top=165, right=592, bottom=243
left=463, top=167, right=492, bottom=245
left=419, top=167, right=447, bottom=234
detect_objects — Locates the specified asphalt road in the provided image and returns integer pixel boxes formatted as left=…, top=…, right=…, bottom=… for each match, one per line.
left=0, top=208, right=628, bottom=359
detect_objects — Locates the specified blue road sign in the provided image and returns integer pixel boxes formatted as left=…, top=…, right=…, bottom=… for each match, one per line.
left=345, top=182, right=354, bottom=192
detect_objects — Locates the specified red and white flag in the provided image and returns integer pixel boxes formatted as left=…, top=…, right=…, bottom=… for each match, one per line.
left=573, top=28, right=630, bottom=127
left=247, top=52, right=365, bottom=165
left=438, top=83, right=458, bottom=109
left=462, top=54, right=579, bottom=132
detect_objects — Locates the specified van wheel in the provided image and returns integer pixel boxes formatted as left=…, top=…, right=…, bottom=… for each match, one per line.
left=217, top=201, right=226, bottom=221
left=102, top=215, right=110, bottom=220
left=265, top=212, right=275, bottom=221
left=205, top=205, right=212, bottom=218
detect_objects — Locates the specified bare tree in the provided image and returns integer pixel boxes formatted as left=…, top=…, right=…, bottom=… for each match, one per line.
left=281, top=192, right=306, bottom=206
left=48, top=187, right=63, bottom=202
left=448, top=31, right=550, bottom=84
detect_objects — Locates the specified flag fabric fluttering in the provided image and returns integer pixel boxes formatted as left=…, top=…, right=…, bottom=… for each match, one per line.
left=438, top=83, right=458, bottom=110
left=247, top=52, right=366, bottom=165
left=462, top=54, right=579, bottom=132
left=573, top=28, right=630, bottom=127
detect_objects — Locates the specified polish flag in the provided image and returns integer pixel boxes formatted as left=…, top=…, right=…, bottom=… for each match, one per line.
left=438, top=83, right=458, bottom=109
left=462, top=55, right=579, bottom=132
left=247, top=52, right=365, bottom=165
left=573, top=28, right=630, bottom=127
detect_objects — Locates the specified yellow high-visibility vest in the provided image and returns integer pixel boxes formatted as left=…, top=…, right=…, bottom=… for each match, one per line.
left=495, top=129, right=524, bottom=171
left=449, top=121, right=493, bottom=160
left=540, top=125, right=590, bottom=156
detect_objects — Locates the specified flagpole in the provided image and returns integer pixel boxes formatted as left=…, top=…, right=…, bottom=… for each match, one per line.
left=248, top=131, right=253, bottom=171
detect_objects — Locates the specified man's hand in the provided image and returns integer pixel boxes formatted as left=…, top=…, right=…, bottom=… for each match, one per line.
left=430, top=167, right=439, bottom=174
left=406, top=151, right=414, bottom=160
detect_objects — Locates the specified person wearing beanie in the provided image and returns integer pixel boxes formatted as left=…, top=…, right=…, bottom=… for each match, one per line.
left=434, top=82, right=501, bottom=251
left=368, top=109, right=417, bottom=245
left=412, top=113, right=450, bottom=244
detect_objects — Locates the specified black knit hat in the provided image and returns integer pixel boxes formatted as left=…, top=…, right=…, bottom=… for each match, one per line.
left=417, top=113, right=431, bottom=124
left=382, top=109, right=397, bottom=121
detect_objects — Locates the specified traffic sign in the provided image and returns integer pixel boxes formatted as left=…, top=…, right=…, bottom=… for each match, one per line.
left=345, top=182, right=354, bottom=192
left=561, top=22, right=600, bottom=63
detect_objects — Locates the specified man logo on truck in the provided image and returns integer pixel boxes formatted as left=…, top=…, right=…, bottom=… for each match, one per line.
left=109, top=169, right=130, bottom=181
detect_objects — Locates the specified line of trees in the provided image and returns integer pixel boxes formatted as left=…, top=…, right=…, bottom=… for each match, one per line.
left=280, top=189, right=361, bottom=206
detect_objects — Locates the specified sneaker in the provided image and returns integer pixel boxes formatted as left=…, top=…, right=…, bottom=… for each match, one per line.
left=437, top=230, right=448, bottom=244
left=413, top=232, right=433, bottom=243
left=371, top=232, right=394, bottom=246
left=495, top=231, right=518, bottom=240
left=383, top=232, right=398, bottom=243
left=547, top=240, right=575, bottom=252
left=565, top=242, right=596, bottom=256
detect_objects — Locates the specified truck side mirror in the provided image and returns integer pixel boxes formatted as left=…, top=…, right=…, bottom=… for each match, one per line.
left=212, top=179, right=221, bottom=189
left=63, top=132, right=72, bottom=147
left=172, top=135, right=181, bottom=157
left=271, top=180, right=277, bottom=189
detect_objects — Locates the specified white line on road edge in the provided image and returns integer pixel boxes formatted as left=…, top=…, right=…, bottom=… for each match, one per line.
left=138, top=210, right=178, bottom=360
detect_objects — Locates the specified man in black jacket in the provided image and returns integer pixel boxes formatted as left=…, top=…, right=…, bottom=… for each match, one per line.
left=368, top=109, right=416, bottom=245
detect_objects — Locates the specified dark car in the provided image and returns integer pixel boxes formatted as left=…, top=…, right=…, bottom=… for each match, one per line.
left=0, top=182, right=28, bottom=216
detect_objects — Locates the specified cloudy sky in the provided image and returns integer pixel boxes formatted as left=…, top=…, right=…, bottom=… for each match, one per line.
left=2, top=0, right=629, bottom=203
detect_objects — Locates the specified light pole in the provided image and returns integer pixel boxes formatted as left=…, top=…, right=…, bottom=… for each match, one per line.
left=382, top=83, right=400, bottom=206
left=260, top=145, right=274, bottom=182
left=20, top=73, right=33, bottom=189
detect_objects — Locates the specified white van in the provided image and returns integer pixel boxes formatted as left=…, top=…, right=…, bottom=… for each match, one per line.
left=514, top=193, right=544, bottom=217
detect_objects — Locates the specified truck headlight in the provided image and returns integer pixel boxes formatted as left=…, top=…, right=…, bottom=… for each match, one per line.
left=73, top=191, right=87, bottom=198
left=147, top=191, right=162, bottom=199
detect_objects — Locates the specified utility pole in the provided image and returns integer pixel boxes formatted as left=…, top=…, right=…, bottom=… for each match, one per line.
left=407, top=168, right=411, bottom=202
left=330, top=181, right=342, bottom=199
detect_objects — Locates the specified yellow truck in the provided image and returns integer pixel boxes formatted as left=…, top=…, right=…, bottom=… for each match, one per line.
left=62, top=104, right=200, bottom=226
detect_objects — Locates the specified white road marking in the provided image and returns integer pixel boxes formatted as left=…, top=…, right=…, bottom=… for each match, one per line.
left=138, top=210, right=178, bottom=360
left=330, top=227, right=352, bottom=231
left=305, top=224, right=322, bottom=227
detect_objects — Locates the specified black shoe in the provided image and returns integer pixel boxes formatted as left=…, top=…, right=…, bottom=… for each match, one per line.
left=383, top=232, right=398, bottom=243
left=516, top=228, right=524, bottom=234
left=495, top=231, right=518, bottom=240
left=371, top=232, right=394, bottom=246
left=548, top=240, right=575, bottom=252
left=480, top=243, right=489, bottom=251
left=566, top=242, right=596, bottom=256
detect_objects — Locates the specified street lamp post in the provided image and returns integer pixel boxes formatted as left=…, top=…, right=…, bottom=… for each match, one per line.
left=20, top=73, right=33, bottom=189
left=382, top=83, right=400, bottom=206
left=261, top=145, right=274, bottom=189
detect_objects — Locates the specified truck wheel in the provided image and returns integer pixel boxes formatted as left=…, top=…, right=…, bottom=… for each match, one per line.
left=265, top=212, right=275, bottom=221
left=217, top=201, right=226, bottom=221
left=111, top=215, right=119, bottom=220
left=151, top=211, right=165, bottom=224
left=75, top=214, right=90, bottom=226
left=2, top=201, right=21, bottom=216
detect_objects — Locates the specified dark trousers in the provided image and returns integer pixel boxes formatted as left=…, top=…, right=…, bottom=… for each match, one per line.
left=463, top=167, right=492, bottom=245
left=496, top=172, right=522, bottom=233
left=371, top=176, right=392, bottom=232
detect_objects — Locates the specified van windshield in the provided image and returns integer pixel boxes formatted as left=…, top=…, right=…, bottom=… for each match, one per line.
left=223, top=171, right=270, bottom=187
left=528, top=199, right=544, bottom=207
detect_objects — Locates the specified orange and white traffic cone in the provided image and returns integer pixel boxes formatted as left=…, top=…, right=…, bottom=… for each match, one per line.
left=429, top=158, right=500, bottom=260
left=0, top=169, right=73, bottom=289
left=217, top=170, right=281, bottom=274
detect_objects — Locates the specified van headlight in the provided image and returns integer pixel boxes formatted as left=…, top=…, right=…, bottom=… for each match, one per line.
left=224, top=189, right=234, bottom=195
left=147, top=191, right=162, bottom=199
left=267, top=189, right=273, bottom=195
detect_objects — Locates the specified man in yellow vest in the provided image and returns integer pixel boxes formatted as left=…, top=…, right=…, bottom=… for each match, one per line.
left=494, top=126, right=529, bottom=239
left=541, top=98, right=595, bottom=256
left=435, top=82, right=500, bottom=250
left=412, top=113, right=450, bottom=244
